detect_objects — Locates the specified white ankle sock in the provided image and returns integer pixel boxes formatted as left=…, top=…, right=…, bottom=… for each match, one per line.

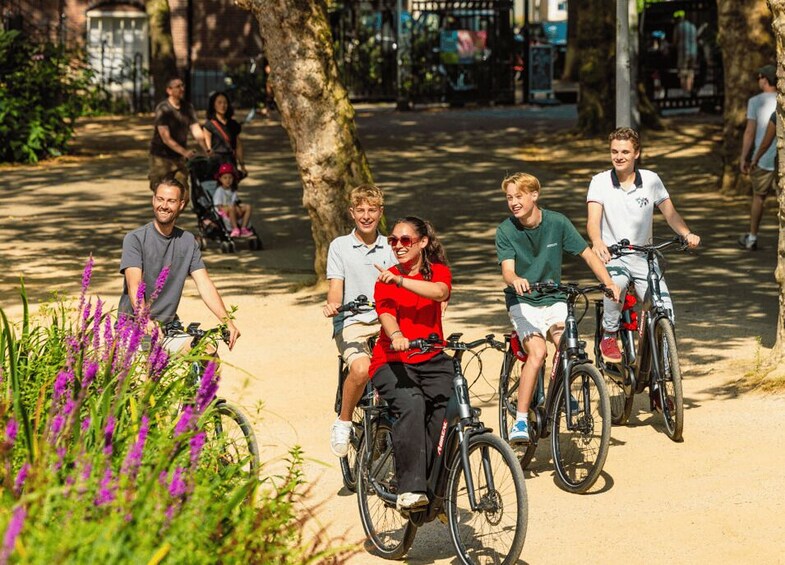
left=516, top=411, right=527, bottom=422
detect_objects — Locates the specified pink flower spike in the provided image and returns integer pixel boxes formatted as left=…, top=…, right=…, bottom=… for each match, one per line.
left=0, top=505, right=26, bottom=562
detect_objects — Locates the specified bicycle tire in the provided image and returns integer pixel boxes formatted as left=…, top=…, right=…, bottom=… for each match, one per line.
left=654, top=318, right=684, bottom=442
left=603, top=368, right=634, bottom=426
left=499, top=356, right=538, bottom=470
left=339, top=404, right=364, bottom=492
left=211, top=401, right=260, bottom=476
left=446, top=433, right=528, bottom=565
left=551, top=364, right=611, bottom=494
left=356, top=421, right=417, bottom=559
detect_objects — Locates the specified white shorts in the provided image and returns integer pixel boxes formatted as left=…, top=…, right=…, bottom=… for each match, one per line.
left=507, top=301, right=567, bottom=342
left=335, top=322, right=379, bottom=368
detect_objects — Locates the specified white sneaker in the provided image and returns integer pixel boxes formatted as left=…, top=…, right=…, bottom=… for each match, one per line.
left=396, top=491, right=428, bottom=511
left=330, top=418, right=353, bottom=457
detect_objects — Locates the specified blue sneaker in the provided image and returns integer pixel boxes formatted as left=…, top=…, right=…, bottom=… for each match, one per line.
left=508, top=420, right=530, bottom=444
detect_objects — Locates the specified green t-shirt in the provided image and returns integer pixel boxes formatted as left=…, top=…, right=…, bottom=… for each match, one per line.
left=495, top=208, right=588, bottom=307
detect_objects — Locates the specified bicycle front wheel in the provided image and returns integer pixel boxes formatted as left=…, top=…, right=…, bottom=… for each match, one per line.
left=551, top=365, right=611, bottom=494
left=499, top=356, right=537, bottom=469
left=446, top=433, right=528, bottom=565
left=207, top=401, right=260, bottom=477
left=655, top=319, right=684, bottom=442
left=356, top=420, right=417, bottom=559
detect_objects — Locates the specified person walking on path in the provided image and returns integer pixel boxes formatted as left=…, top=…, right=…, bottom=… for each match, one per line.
left=587, top=127, right=700, bottom=364
left=739, top=64, right=778, bottom=251
left=119, top=176, right=240, bottom=352
left=672, top=10, right=698, bottom=95
left=203, top=91, right=247, bottom=179
left=148, top=76, right=209, bottom=205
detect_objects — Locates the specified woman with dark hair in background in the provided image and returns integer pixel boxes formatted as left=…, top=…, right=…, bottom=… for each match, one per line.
left=369, top=216, right=453, bottom=511
left=203, top=91, right=247, bottom=179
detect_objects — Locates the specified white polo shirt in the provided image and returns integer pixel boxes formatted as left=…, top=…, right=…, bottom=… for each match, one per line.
left=587, top=168, right=670, bottom=246
left=326, top=229, right=396, bottom=335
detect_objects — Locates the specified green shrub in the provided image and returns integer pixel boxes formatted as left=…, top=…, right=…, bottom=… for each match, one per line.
left=0, top=259, right=354, bottom=563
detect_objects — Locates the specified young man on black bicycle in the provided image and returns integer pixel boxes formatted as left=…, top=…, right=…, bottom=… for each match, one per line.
left=323, top=185, right=395, bottom=457
left=119, top=176, right=240, bottom=352
left=587, top=127, right=700, bottom=365
left=496, top=172, right=620, bottom=444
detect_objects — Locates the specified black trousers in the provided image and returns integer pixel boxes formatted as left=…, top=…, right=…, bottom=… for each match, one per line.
left=372, top=353, right=454, bottom=493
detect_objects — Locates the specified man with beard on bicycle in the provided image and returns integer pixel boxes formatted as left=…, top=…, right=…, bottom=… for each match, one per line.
left=323, top=185, right=395, bottom=457
left=119, top=176, right=240, bottom=352
left=496, top=172, right=620, bottom=444
left=587, top=127, right=699, bottom=365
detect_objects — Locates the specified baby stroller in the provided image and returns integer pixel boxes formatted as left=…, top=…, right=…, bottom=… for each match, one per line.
left=188, top=156, right=263, bottom=253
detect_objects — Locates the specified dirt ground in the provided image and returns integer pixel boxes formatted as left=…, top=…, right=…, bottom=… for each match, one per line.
left=1, top=104, right=784, bottom=564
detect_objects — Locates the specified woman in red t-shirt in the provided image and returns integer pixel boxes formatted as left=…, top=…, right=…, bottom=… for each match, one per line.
left=369, top=216, right=452, bottom=511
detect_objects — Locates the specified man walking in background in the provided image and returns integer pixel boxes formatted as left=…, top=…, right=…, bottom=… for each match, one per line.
left=672, top=10, right=698, bottom=95
left=739, top=64, right=778, bottom=251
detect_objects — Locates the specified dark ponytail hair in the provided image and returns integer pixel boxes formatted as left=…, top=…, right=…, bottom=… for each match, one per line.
left=393, top=216, right=448, bottom=281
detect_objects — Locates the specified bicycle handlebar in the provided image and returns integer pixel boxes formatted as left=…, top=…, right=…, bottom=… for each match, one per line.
left=528, top=281, right=616, bottom=300
left=164, top=320, right=230, bottom=345
left=408, top=333, right=506, bottom=354
left=336, top=294, right=375, bottom=315
left=608, top=236, right=687, bottom=257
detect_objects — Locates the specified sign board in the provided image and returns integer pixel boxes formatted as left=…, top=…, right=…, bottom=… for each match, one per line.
left=528, top=44, right=553, bottom=96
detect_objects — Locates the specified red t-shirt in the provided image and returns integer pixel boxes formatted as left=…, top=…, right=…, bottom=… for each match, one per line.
left=368, top=263, right=452, bottom=377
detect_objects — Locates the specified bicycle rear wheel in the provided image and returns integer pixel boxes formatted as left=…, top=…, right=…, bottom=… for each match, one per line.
left=339, top=405, right=364, bottom=492
left=551, top=364, right=611, bottom=494
left=207, top=401, right=260, bottom=477
left=498, top=356, right=537, bottom=469
left=654, top=319, right=684, bottom=442
left=446, top=433, right=528, bottom=565
left=356, top=420, right=417, bottom=559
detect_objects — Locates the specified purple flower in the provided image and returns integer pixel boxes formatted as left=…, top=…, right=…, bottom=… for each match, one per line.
left=53, top=370, right=73, bottom=400
left=168, top=467, right=187, bottom=498
left=63, top=398, right=75, bottom=416
left=4, top=419, right=18, bottom=445
left=104, top=416, right=116, bottom=455
left=82, top=361, right=98, bottom=388
left=151, top=266, right=170, bottom=303
left=54, top=447, right=66, bottom=471
left=121, top=415, right=150, bottom=479
left=50, top=414, right=65, bottom=438
left=95, top=467, right=115, bottom=506
left=77, top=256, right=94, bottom=320
left=102, top=315, right=114, bottom=362
left=92, top=299, right=103, bottom=351
left=148, top=343, right=169, bottom=381
left=195, top=362, right=219, bottom=413
left=80, top=417, right=91, bottom=433
left=174, top=406, right=193, bottom=437
left=133, top=281, right=147, bottom=319
left=0, top=505, right=26, bottom=563
left=13, top=464, right=29, bottom=496
left=189, top=432, right=206, bottom=467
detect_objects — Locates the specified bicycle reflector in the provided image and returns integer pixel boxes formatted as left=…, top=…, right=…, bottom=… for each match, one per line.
left=510, top=331, right=529, bottom=362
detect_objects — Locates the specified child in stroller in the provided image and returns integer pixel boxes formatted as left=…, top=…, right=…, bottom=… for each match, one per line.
left=188, top=157, right=263, bottom=253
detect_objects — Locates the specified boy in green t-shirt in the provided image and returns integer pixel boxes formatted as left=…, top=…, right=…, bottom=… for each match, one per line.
left=495, top=172, right=620, bottom=444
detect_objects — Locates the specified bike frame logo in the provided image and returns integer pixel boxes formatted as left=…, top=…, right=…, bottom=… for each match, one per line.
left=437, top=419, right=448, bottom=456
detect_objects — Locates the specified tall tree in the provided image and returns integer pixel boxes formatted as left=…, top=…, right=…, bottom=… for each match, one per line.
left=717, top=1, right=774, bottom=195
left=766, top=0, right=785, bottom=364
left=236, top=0, right=373, bottom=278
left=146, top=0, right=179, bottom=101
left=575, top=0, right=616, bottom=135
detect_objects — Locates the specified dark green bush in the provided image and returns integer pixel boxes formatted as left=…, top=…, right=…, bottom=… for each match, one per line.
left=0, top=30, right=94, bottom=163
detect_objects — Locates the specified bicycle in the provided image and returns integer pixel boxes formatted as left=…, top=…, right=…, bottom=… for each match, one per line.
left=592, top=236, right=687, bottom=442
left=332, top=294, right=376, bottom=492
left=164, top=320, right=260, bottom=475
left=356, top=333, right=528, bottom=564
left=498, top=282, right=613, bottom=494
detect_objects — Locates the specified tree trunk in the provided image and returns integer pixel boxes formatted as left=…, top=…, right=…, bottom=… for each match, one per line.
left=717, top=0, right=774, bottom=195
left=562, top=0, right=579, bottom=81
left=576, top=0, right=616, bottom=135
left=767, top=0, right=785, bottom=363
left=146, top=0, right=179, bottom=101
left=236, top=0, right=373, bottom=278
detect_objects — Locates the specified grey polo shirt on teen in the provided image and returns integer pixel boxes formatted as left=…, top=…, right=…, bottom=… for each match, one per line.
left=118, top=222, right=205, bottom=324
left=326, top=230, right=396, bottom=336
left=587, top=168, right=670, bottom=246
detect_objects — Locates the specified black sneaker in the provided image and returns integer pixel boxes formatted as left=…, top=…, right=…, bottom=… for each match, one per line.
left=738, top=234, right=758, bottom=250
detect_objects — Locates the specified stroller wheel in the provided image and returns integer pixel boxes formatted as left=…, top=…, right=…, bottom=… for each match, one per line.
left=249, top=236, right=263, bottom=251
left=220, top=241, right=234, bottom=254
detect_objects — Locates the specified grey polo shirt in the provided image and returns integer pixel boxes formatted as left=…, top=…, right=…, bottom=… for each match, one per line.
left=326, top=230, right=395, bottom=335
left=587, top=168, right=670, bottom=246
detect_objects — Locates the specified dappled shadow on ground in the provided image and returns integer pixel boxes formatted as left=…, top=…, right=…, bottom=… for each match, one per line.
left=0, top=105, right=777, bottom=380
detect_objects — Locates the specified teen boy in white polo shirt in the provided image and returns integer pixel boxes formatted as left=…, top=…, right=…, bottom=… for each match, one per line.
left=323, top=185, right=395, bottom=456
left=587, top=127, right=700, bottom=364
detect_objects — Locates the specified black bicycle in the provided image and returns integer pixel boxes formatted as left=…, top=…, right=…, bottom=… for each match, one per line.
left=593, top=236, right=687, bottom=442
left=165, top=320, right=260, bottom=475
left=356, top=333, right=528, bottom=564
left=333, top=295, right=376, bottom=492
left=498, top=282, right=613, bottom=494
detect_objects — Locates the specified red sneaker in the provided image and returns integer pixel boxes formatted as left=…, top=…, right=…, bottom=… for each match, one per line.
left=600, top=336, right=622, bottom=363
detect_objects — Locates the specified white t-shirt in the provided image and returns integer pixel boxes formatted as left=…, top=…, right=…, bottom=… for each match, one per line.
left=587, top=168, right=670, bottom=246
left=212, top=186, right=237, bottom=208
left=747, top=91, right=777, bottom=171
